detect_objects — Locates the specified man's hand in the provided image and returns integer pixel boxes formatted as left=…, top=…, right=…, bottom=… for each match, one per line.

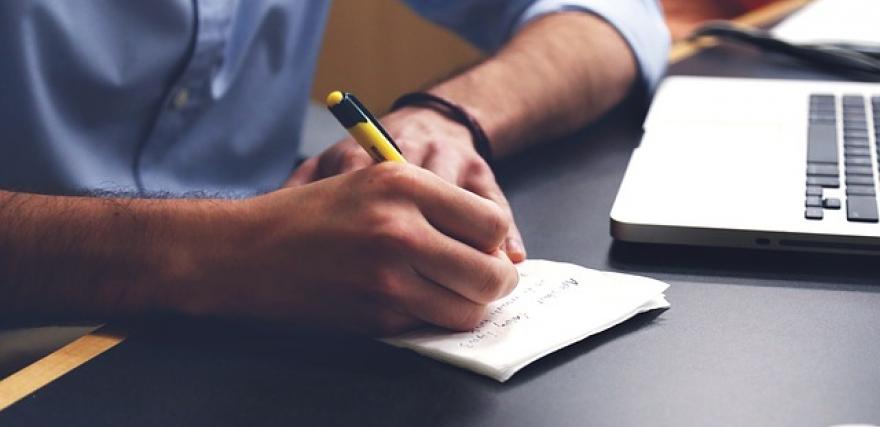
left=287, top=106, right=526, bottom=263
left=184, top=162, right=519, bottom=336
left=0, top=163, right=517, bottom=336
left=286, top=10, right=643, bottom=265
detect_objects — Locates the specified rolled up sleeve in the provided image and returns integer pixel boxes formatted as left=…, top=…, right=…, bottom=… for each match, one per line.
left=406, top=0, right=670, bottom=92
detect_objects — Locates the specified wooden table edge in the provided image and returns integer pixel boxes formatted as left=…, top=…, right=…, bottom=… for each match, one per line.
left=0, top=326, right=124, bottom=411
left=0, top=0, right=811, bottom=413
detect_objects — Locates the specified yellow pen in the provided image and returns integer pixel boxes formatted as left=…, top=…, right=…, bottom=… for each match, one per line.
left=326, top=91, right=407, bottom=163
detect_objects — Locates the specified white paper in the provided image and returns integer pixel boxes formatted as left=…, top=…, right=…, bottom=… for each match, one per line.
left=383, top=259, right=670, bottom=382
left=772, top=0, right=880, bottom=45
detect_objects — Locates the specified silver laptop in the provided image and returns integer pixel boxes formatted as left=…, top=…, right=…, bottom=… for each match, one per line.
left=610, top=76, right=880, bottom=254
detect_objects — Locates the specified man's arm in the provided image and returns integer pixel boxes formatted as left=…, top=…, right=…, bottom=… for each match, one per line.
left=0, top=163, right=518, bottom=335
left=0, top=190, right=198, bottom=319
left=291, top=10, right=667, bottom=259
left=428, top=12, right=638, bottom=157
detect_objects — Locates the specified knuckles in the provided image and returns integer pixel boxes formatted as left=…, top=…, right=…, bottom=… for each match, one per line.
left=363, top=162, right=421, bottom=196
left=352, top=165, right=427, bottom=253
left=362, top=206, right=421, bottom=255
left=465, top=157, right=494, bottom=181
left=368, top=266, right=404, bottom=300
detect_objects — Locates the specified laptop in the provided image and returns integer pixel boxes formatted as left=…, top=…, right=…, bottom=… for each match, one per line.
left=610, top=76, right=880, bottom=254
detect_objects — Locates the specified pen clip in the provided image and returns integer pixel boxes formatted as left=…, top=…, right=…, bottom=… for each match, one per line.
left=347, top=94, right=404, bottom=156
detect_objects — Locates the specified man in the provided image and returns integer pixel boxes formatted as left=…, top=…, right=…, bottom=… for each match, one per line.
left=0, top=1, right=669, bottom=335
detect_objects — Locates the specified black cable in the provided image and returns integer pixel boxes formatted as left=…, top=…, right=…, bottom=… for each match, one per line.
left=689, top=22, right=880, bottom=81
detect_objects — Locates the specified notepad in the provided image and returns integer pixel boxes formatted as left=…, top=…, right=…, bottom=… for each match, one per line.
left=383, top=259, right=670, bottom=382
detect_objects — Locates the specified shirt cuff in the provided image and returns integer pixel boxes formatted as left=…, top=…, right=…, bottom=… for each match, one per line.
left=514, top=0, right=670, bottom=93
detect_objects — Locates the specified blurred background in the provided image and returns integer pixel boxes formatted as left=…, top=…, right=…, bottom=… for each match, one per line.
left=311, top=0, right=782, bottom=112
left=311, top=0, right=483, bottom=113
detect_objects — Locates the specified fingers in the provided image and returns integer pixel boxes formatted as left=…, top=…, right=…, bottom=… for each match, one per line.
left=286, top=157, right=320, bottom=187
left=319, top=145, right=374, bottom=178
left=421, top=146, right=461, bottom=186
left=409, top=141, right=525, bottom=263
left=383, top=165, right=508, bottom=254
left=393, top=267, right=490, bottom=331
left=285, top=138, right=374, bottom=187
left=407, top=228, right=519, bottom=305
left=462, top=164, right=527, bottom=263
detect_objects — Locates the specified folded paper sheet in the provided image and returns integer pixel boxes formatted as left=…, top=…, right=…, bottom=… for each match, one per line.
left=383, top=260, right=670, bottom=382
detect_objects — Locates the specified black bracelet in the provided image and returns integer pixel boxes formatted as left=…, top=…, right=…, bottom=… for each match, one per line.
left=390, top=92, right=494, bottom=167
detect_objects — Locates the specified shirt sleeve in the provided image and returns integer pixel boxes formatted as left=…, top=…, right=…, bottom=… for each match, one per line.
left=405, top=0, right=670, bottom=92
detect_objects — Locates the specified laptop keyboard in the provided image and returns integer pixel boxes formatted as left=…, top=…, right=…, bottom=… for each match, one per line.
left=805, top=94, right=880, bottom=222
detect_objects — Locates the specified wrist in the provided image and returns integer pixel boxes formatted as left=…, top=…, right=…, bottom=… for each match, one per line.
left=384, top=106, right=478, bottom=154
left=151, top=197, right=254, bottom=317
left=391, top=92, right=494, bottom=165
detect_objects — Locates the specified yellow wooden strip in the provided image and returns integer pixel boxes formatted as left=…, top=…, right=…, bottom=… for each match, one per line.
left=669, top=0, right=812, bottom=63
left=0, top=329, right=125, bottom=411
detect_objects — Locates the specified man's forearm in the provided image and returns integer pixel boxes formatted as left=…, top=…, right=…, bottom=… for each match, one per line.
left=429, top=12, right=638, bottom=157
left=0, top=190, right=229, bottom=319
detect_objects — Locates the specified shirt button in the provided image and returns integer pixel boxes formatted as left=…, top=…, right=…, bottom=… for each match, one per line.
left=171, top=88, right=189, bottom=109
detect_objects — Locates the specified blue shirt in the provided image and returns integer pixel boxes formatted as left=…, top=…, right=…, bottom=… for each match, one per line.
left=0, top=0, right=668, bottom=196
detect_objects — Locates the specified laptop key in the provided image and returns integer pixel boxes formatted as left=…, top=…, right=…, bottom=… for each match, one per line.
left=807, top=163, right=839, bottom=176
left=823, top=198, right=842, bottom=210
left=846, top=185, right=876, bottom=196
left=806, top=196, right=822, bottom=207
left=807, top=124, right=839, bottom=164
left=805, top=207, right=824, bottom=220
left=846, top=157, right=872, bottom=167
left=845, top=176, right=876, bottom=186
left=844, top=138, right=869, bottom=148
left=810, top=117, right=836, bottom=125
left=807, top=176, right=840, bottom=188
left=847, top=196, right=880, bottom=222
left=844, top=130, right=869, bottom=139
left=806, top=185, right=823, bottom=197
left=845, top=147, right=870, bottom=157
left=807, top=125, right=837, bottom=164
left=845, top=166, right=874, bottom=176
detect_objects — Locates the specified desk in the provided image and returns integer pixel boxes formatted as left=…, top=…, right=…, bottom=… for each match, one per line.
left=3, top=7, right=880, bottom=427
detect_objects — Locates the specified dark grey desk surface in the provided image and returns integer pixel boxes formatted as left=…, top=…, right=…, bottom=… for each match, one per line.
left=3, top=45, right=880, bottom=427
